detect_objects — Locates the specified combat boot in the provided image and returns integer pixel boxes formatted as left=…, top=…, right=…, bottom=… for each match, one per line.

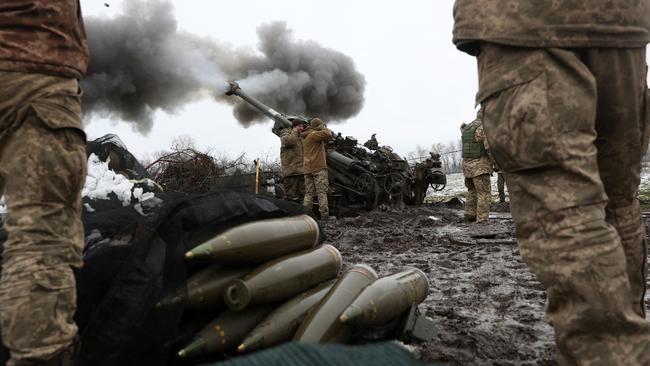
left=463, top=214, right=476, bottom=223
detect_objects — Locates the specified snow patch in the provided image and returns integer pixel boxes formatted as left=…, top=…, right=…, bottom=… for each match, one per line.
left=82, top=154, right=159, bottom=215
left=83, top=154, right=134, bottom=206
left=84, top=203, right=96, bottom=213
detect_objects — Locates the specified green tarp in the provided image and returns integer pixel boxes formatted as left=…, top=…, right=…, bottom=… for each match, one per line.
left=210, top=342, right=440, bottom=366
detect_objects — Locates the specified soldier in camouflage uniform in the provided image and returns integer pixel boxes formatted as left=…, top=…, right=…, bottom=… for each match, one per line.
left=0, top=1, right=89, bottom=365
left=301, top=118, right=332, bottom=219
left=280, top=119, right=306, bottom=202
left=454, top=1, right=650, bottom=364
left=461, top=115, right=492, bottom=223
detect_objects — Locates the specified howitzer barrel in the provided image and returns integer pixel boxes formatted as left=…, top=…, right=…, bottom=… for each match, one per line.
left=326, top=151, right=357, bottom=171
left=226, top=82, right=292, bottom=135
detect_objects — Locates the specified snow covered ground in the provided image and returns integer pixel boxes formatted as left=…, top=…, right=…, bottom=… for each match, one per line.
left=0, top=154, right=158, bottom=215
left=1, top=164, right=650, bottom=215
left=432, top=164, right=650, bottom=203
left=427, top=172, right=507, bottom=202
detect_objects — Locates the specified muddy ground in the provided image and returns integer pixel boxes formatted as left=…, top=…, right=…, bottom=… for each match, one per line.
left=321, top=202, right=557, bottom=365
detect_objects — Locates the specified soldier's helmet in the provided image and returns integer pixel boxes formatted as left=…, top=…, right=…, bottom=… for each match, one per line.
left=309, top=118, right=325, bottom=129
left=287, top=115, right=308, bottom=127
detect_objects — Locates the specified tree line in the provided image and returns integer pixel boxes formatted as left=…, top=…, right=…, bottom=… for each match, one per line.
left=406, top=140, right=463, bottom=174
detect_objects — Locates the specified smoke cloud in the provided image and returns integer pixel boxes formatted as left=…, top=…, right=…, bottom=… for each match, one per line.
left=82, top=0, right=366, bottom=133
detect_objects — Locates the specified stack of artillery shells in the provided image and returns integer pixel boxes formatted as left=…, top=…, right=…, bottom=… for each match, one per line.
left=155, top=214, right=431, bottom=360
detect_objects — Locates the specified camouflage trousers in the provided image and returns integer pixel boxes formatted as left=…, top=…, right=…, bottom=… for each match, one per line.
left=283, top=174, right=305, bottom=202
left=0, top=73, right=86, bottom=365
left=497, top=173, right=505, bottom=203
left=464, top=174, right=491, bottom=222
left=478, top=43, right=650, bottom=364
left=303, top=169, right=329, bottom=218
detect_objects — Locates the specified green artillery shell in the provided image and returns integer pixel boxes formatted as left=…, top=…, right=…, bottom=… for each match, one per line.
left=155, top=265, right=250, bottom=310
left=224, top=245, right=342, bottom=310
left=293, top=264, right=378, bottom=343
left=176, top=305, right=274, bottom=358
left=238, top=280, right=335, bottom=353
left=185, top=215, right=320, bottom=264
left=340, top=267, right=429, bottom=326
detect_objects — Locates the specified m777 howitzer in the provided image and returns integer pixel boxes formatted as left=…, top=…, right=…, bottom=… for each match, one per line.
left=226, top=82, right=294, bottom=137
left=225, top=82, right=446, bottom=212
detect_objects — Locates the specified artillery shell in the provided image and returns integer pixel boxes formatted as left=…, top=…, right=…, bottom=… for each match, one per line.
left=176, top=305, right=274, bottom=358
left=293, top=264, right=378, bottom=343
left=155, top=265, right=250, bottom=310
left=185, top=215, right=319, bottom=264
left=340, top=267, right=429, bottom=326
left=224, top=245, right=341, bottom=310
left=238, top=280, right=335, bottom=353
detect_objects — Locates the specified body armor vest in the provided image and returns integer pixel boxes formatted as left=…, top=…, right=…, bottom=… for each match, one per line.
left=461, top=120, right=487, bottom=159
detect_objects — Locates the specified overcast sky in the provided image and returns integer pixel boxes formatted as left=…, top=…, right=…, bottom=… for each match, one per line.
left=80, top=1, right=478, bottom=160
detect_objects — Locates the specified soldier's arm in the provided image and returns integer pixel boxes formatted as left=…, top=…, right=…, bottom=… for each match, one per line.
left=280, top=129, right=297, bottom=147
left=475, top=125, right=490, bottom=151
left=312, top=128, right=333, bottom=142
left=477, top=125, right=497, bottom=166
left=474, top=125, right=484, bottom=143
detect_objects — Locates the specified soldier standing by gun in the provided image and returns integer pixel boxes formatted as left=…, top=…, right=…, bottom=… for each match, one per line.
left=454, top=1, right=650, bottom=363
left=0, top=1, right=89, bottom=365
left=484, top=131, right=507, bottom=204
left=280, top=119, right=307, bottom=203
left=301, top=118, right=332, bottom=220
left=460, top=114, right=492, bottom=223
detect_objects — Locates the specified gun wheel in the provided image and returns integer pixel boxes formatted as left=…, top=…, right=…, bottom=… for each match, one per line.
left=430, top=183, right=446, bottom=192
left=354, top=172, right=375, bottom=196
left=383, top=173, right=405, bottom=196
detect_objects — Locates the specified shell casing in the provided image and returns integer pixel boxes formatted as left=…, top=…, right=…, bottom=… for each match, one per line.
left=185, top=215, right=320, bottom=264
left=293, top=264, right=378, bottom=343
left=224, top=245, right=342, bottom=310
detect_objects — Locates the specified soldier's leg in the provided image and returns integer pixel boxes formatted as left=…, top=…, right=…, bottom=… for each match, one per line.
left=314, top=169, right=329, bottom=218
left=297, top=174, right=305, bottom=202
left=480, top=43, right=650, bottom=364
left=464, top=177, right=477, bottom=221
left=586, top=48, right=649, bottom=318
left=283, top=175, right=299, bottom=201
left=303, top=173, right=315, bottom=212
left=0, top=116, right=86, bottom=363
left=474, top=174, right=491, bottom=223
left=497, top=173, right=506, bottom=203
